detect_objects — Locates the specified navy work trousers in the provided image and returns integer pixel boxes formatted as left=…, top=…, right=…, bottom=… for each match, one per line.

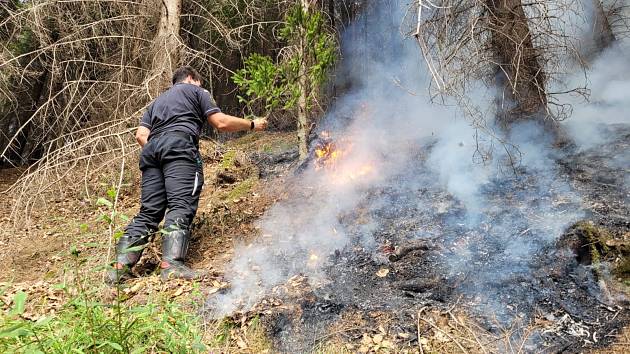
left=122, top=132, right=204, bottom=249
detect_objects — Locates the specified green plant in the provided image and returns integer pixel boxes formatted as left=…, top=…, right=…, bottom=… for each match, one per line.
left=233, top=53, right=292, bottom=115
left=280, top=5, right=336, bottom=87
left=0, top=254, right=207, bottom=353
left=0, top=192, right=208, bottom=353
left=232, top=4, right=336, bottom=117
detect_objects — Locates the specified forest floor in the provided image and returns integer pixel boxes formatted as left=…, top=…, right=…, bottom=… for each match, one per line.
left=0, top=129, right=629, bottom=353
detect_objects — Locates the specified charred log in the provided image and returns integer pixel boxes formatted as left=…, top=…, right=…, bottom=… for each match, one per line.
left=394, top=278, right=442, bottom=293
left=387, top=239, right=435, bottom=262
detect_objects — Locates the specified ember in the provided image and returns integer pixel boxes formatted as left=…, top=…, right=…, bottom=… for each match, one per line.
left=314, top=138, right=341, bottom=170
left=307, top=252, right=321, bottom=268
left=214, top=0, right=630, bottom=352
left=312, top=132, right=376, bottom=184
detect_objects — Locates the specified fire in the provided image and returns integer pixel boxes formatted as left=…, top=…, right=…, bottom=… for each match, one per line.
left=314, top=141, right=342, bottom=170
left=312, top=132, right=376, bottom=184
left=307, top=252, right=320, bottom=268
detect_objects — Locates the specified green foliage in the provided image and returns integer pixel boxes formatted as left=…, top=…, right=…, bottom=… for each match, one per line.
left=280, top=5, right=337, bottom=86
left=0, top=192, right=207, bottom=353
left=232, top=4, right=336, bottom=116
left=232, top=54, right=293, bottom=114
left=0, top=280, right=206, bottom=353
left=96, top=185, right=128, bottom=240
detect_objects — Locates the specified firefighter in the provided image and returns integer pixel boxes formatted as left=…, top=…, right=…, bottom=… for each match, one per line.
left=107, top=66, right=268, bottom=284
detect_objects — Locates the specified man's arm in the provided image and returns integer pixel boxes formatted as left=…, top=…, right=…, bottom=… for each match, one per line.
left=136, top=126, right=150, bottom=147
left=208, top=112, right=267, bottom=132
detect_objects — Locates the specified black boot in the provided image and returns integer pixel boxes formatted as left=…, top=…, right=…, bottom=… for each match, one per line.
left=106, top=235, right=145, bottom=285
left=160, top=229, right=202, bottom=281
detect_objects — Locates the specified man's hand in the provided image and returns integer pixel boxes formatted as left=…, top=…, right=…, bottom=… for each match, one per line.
left=136, top=126, right=150, bottom=147
left=253, top=118, right=268, bottom=131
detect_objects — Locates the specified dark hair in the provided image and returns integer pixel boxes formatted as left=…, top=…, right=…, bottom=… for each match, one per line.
left=172, top=66, right=201, bottom=85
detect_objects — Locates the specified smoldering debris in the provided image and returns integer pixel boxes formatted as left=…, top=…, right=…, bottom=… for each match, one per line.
left=258, top=129, right=628, bottom=352
left=208, top=0, right=630, bottom=352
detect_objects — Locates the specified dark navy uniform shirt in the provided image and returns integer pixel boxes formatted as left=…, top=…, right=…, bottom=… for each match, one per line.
left=140, top=83, right=221, bottom=138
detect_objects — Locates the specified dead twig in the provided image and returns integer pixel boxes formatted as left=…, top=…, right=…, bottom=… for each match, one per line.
left=419, top=315, right=470, bottom=354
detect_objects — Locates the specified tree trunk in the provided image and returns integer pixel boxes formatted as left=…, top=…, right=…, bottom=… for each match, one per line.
left=297, top=0, right=311, bottom=160
left=19, top=70, right=52, bottom=164
left=328, top=0, right=335, bottom=28
left=149, top=0, right=182, bottom=95
left=587, top=0, right=616, bottom=60
left=486, top=0, right=550, bottom=129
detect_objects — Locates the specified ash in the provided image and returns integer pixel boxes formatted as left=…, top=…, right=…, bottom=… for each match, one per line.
left=209, top=0, right=630, bottom=351
left=254, top=125, right=629, bottom=353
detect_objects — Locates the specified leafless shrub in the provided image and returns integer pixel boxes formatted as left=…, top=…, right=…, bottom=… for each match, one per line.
left=0, top=0, right=289, bottom=220
left=405, top=0, right=605, bottom=127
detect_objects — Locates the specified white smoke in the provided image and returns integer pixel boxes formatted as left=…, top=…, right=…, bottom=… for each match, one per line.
left=562, top=41, right=630, bottom=149
left=548, top=0, right=630, bottom=148
left=211, top=0, right=625, bottom=323
left=213, top=0, right=456, bottom=315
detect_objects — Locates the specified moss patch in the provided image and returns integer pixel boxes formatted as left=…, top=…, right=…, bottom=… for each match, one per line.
left=568, top=221, right=611, bottom=265
left=225, top=177, right=257, bottom=202
left=220, top=150, right=238, bottom=169
left=565, top=222, right=630, bottom=285
left=613, top=257, right=630, bottom=280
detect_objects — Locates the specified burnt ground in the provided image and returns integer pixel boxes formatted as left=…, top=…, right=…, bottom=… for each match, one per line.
left=250, top=125, right=630, bottom=353
left=0, top=126, right=627, bottom=353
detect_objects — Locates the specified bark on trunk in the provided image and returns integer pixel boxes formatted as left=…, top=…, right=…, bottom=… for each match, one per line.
left=297, top=71, right=309, bottom=160
left=486, top=0, right=550, bottom=128
left=297, top=0, right=311, bottom=160
left=150, top=0, right=182, bottom=95
left=328, top=0, right=335, bottom=28
left=19, top=70, right=53, bottom=164
left=587, top=0, right=616, bottom=60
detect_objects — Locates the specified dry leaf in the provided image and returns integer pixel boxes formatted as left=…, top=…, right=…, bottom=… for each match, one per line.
left=434, top=331, right=450, bottom=343
left=173, top=287, right=184, bottom=297
left=236, top=338, right=248, bottom=349
left=373, top=334, right=383, bottom=344
left=376, top=268, right=389, bottom=277
left=129, top=282, right=143, bottom=294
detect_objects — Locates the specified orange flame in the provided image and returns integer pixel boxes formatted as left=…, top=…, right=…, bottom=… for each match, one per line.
left=307, top=252, right=320, bottom=268
left=314, top=140, right=342, bottom=170
left=313, top=132, right=375, bottom=184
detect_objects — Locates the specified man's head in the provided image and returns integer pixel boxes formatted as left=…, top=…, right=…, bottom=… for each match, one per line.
left=172, top=66, right=202, bottom=86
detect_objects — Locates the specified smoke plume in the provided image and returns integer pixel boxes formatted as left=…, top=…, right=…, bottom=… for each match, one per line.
left=211, top=0, right=627, bottom=326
